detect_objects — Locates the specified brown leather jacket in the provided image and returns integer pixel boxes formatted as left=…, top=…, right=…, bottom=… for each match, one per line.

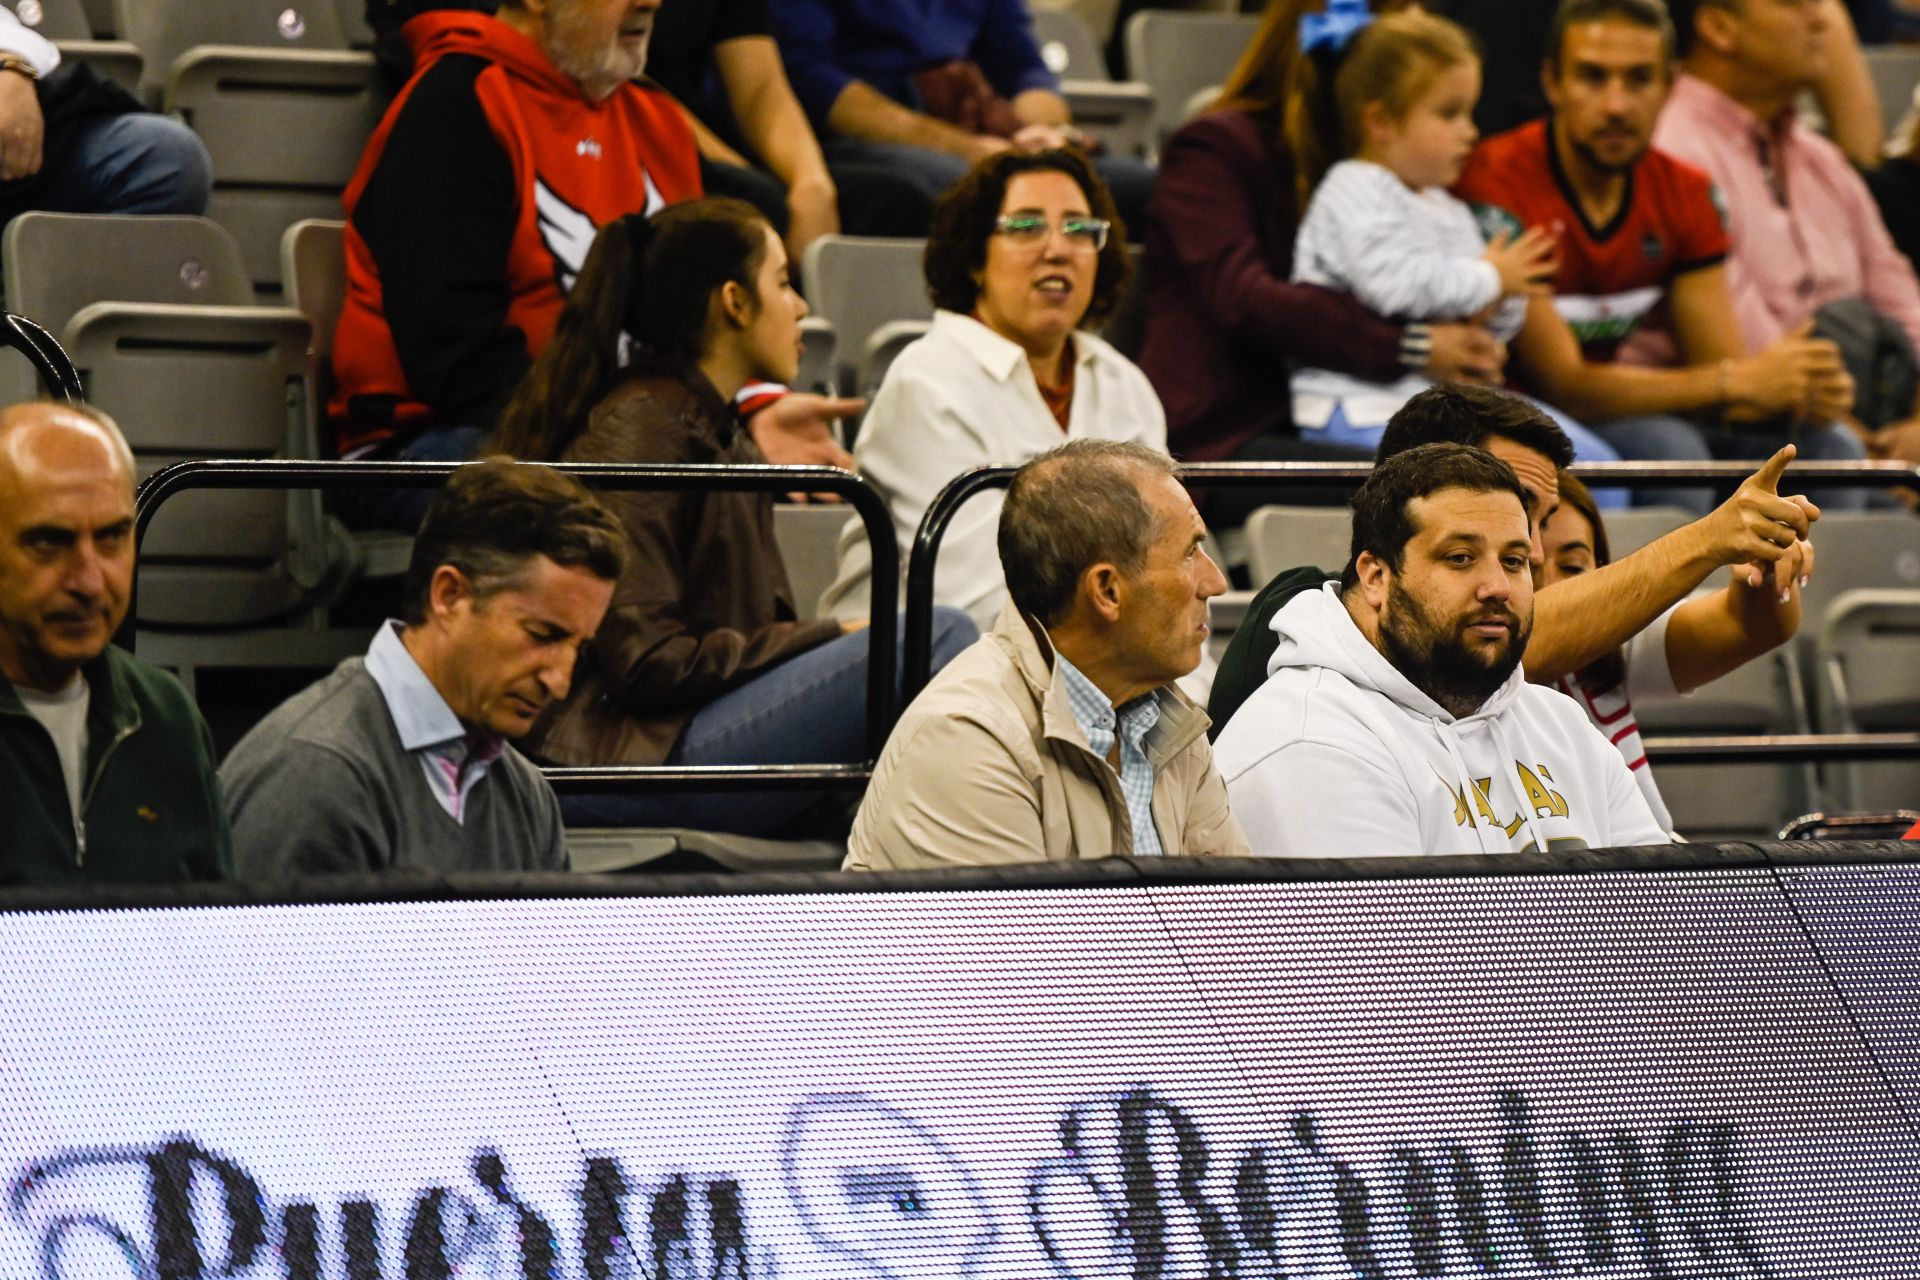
left=524, top=371, right=843, bottom=766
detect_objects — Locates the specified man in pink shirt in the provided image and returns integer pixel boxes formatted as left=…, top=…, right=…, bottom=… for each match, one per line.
left=1654, top=0, right=1920, bottom=468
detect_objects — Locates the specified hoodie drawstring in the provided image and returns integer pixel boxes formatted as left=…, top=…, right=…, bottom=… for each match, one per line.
left=1488, top=717, right=1552, bottom=855
left=1430, top=718, right=1495, bottom=855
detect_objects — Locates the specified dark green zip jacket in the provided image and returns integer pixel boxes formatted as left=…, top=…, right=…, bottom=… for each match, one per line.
left=1207, top=565, right=1336, bottom=741
left=0, top=646, right=232, bottom=886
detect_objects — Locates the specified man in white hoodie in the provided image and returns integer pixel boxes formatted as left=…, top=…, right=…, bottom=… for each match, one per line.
left=1216, top=443, right=1668, bottom=857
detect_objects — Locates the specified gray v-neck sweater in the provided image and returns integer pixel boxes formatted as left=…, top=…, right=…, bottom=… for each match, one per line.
left=220, top=659, right=568, bottom=877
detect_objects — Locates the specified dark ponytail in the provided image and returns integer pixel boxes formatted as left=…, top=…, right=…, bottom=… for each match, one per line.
left=492, top=196, right=773, bottom=461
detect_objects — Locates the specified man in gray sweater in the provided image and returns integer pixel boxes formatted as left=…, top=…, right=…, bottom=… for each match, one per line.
left=221, top=459, right=626, bottom=876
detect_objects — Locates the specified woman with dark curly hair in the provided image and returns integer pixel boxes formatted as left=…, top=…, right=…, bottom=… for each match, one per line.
left=820, top=148, right=1169, bottom=630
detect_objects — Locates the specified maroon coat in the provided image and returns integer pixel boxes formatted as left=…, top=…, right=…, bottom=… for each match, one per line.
left=1139, top=109, right=1406, bottom=461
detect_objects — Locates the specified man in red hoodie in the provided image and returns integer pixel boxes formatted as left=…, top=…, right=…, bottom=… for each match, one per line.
left=333, top=0, right=856, bottom=527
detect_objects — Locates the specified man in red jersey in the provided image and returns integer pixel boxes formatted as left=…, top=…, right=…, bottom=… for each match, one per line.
left=1457, top=0, right=1857, bottom=514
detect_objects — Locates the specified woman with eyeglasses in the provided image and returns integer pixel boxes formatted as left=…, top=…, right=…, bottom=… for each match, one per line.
left=819, top=148, right=1169, bottom=632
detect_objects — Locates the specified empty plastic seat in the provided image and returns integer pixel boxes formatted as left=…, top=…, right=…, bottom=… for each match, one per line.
left=115, top=0, right=382, bottom=293
left=1123, top=10, right=1260, bottom=147
left=801, top=235, right=931, bottom=395
left=1865, top=46, right=1920, bottom=124
left=774, top=504, right=858, bottom=619
left=1031, top=7, right=1153, bottom=158
left=1639, top=647, right=1814, bottom=841
left=1245, top=505, right=1349, bottom=586
left=1597, top=505, right=1693, bottom=558
left=1814, top=589, right=1920, bottom=813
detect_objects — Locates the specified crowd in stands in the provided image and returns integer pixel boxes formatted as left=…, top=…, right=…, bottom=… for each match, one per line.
left=7, top=0, right=1920, bottom=885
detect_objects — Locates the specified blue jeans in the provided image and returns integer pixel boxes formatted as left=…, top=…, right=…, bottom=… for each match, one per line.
left=333, top=424, right=490, bottom=532
left=819, top=136, right=1155, bottom=238
left=24, top=112, right=211, bottom=216
left=560, top=606, right=979, bottom=836
left=1589, top=414, right=1716, bottom=516
left=1588, top=414, right=1875, bottom=515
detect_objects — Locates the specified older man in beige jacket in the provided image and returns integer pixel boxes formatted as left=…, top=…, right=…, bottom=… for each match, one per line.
left=845, top=440, right=1250, bottom=870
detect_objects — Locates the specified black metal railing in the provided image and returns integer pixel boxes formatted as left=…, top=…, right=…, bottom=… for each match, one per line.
left=133, top=459, right=900, bottom=791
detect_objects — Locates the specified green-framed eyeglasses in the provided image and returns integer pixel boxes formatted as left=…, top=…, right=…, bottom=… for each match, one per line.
left=991, top=214, right=1110, bottom=252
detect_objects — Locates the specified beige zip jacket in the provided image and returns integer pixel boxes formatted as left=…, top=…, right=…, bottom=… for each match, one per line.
left=845, top=603, right=1251, bottom=870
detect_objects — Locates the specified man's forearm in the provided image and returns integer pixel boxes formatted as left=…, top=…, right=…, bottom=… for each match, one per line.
left=717, top=39, right=834, bottom=191
left=1528, top=526, right=1727, bottom=682
left=1011, top=87, right=1070, bottom=127
left=1527, top=358, right=1726, bottom=425
left=827, top=79, right=982, bottom=157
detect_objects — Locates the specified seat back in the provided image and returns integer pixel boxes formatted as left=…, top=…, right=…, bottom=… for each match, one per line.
left=774, top=505, right=858, bottom=619
left=1, top=0, right=90, bottom=40
left=1123, top=10, right=1259, bottom=145
left=1033, top=7, right=1107, bottom=79
left=858, top=319, right=930, bottom=403
left=4, top=213, right=324, bottom=627
left=166, top=50, right=383, bottom=293
left=802, top=236, right=930, bottom=395
left=795, top=316, right=837, bottom=398
left=1865, top=46, right=1920, bottom=123
left=1245, top=505, right=1350, bottom=587
left=1816, top=589, right=1920, bottom=812
left=115, top=0, right=349, bottom=100
left=4, top=213, right=255, bottom=332
left=281, top=218, right=348, bottom=366
left=1796, top=510, right=1920, bottom=630
left=1597, top=505, right=1693, bottom=559
left=1637, top=647, right=1811, bottom=841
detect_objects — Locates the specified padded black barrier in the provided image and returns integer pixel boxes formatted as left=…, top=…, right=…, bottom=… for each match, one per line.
left=1, top=842, right=1917, bottom=1277
left=131, top=458, right=901, bottom=791
left=901, top=460, right=1920, bottom=765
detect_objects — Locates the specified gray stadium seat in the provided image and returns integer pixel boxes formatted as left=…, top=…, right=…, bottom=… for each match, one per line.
left=4, top=212, right=362, bottom=692
left=1031, top=7, right=1154, bottom=158
left=1246, top=505, right=1349, bottom=586
left=1814, top=589, right=1920, bottom=813
left=858, top=319, right=929, bottom=402
left=801, top=235, right=930, bottom=395
left=1865, top=46, right=1920, bottom=126
left=1, top=0, right=139, bottom=90
left=795, top=316, right=837, bottom=398
left=774, top=504, right=858, bottom=619
left=76, top=0, right=110, bottom=35
left=115, top=0, right=380, bottom=293
left=166, top=50, right=382, bottom=294
left=1123, top=10, right=1259, bottom=147
left=113, top=0, right=350, bottom=102
left=1597, top=505, right=1693, bottom=558
left=1638, top=646, right=1815, bottom=842
left=283, top=217, right=417, bottom=579
left=334, top=0, right=375, bottom=50
left=1796, top=510, right=1920, bottom=631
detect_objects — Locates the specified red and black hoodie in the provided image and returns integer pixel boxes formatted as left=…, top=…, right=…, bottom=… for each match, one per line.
left=330, top=11, right=701, bottom=456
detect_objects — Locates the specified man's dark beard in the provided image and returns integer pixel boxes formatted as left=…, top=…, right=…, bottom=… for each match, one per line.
left=1378, top=580, right=1530, bottom=719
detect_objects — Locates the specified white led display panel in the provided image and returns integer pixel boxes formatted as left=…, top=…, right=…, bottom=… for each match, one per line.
left=0, top=864, right=1915, bottom=1279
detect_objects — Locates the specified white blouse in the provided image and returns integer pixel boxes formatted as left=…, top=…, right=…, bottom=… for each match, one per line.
left=821, top=309, right=1168, bottom=630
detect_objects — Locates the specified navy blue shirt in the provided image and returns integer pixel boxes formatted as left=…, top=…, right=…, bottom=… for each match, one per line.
left=769, top=0, right=1060, bottom=132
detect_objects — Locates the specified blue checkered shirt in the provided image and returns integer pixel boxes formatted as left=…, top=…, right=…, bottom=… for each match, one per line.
left=1055, top=653, right=1164, bottom=856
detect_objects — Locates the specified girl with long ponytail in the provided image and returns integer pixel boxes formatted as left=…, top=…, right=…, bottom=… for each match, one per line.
left=492, top=198, right=975, bottom=836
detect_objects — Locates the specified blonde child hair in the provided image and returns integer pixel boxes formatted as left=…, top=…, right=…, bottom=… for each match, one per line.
left=1286, top=9, right=1479, bottom=201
